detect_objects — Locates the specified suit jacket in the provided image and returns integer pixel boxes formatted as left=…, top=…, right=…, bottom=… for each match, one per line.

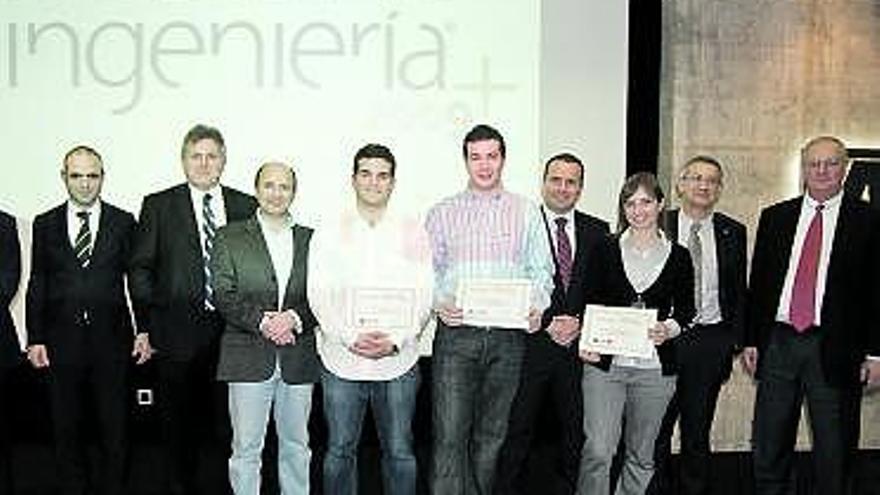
left=746, top=193, right=880, bottom=386
left=0, top=210, right=21, bottom=368
left=211, top=217, right=319, bottom=384
left=571, top=235, right=696, bottom=375
left=129, top=184, right=256, bottom=360
left=664, top=209, right=747, bottom=348
left=539, top=208, right=609, bottom=348
left=25, top=202, right=136, bottom=364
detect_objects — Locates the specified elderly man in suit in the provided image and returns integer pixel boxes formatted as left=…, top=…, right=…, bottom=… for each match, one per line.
left=496, top=153, right=609, bottom=495
left=0, top=208, right=21, bottom=493
left=210, top=162, right=319, bottom=495
left=651, top=156, right=747, bottom=495
left=130, top=124, right=257, bottom=494
left=26, top=146, right=151, bottom=495
left=742, top=136, right=880, bottom=495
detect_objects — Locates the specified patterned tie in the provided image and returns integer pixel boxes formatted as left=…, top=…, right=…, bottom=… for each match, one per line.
left=555, top=217, right=573, bottom=288
left=688, top=221, right=703, bottom=315
left=73, top=211, right=92, bottom=268
left=789, top=204, right=824, bottom=332
left=202, top=193, right=217, bottom=310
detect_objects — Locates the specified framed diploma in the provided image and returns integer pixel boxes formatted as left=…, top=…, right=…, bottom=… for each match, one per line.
left=579, top=304, right=657, bottom=359
left=457, top=278, right=531, bottom=329
left=349, top=288, right=415, bottom=329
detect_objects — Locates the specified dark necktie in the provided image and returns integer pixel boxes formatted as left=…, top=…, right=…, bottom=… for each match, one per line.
left=203, top=193, right=216, bottom=310
left=789, top=204, right=824, bottom=331
left=555, top=217, right=573, bottom=288
left=73, top=211, right=92, bottom=268
left=689, top=221, right=703, bottom=314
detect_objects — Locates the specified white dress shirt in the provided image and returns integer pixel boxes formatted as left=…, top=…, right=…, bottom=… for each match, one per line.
left=308, top=204, right=434, bottom=381
left=677, top=211, right=722, bottom=325
left=542, top=206, right=577, bottom=259
left=188, top=184, right=227, bottom=257
left=775, top=192, right=842, bottom=326
left=67, top=200, right=101, bottom=248
left=257, top=211, right=295, bottom=312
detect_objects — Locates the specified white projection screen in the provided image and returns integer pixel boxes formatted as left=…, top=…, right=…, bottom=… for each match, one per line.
left=0, top=0, right=628, bottom=347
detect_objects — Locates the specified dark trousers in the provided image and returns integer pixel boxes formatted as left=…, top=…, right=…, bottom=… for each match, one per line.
left=495, top=333, right=582, bottom=495
left=0, top=365, right=14, bottom=494
left=430, top=324, right=525, bottom=495
left=49, top=359, right=129, bottom=495
left=157, top=339, right=231, bottom=495
left=652, top=323, right=734, bottom=495
left=753, top=324, right=861, bottom=495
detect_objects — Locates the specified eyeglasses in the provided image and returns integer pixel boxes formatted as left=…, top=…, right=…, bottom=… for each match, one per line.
left=680, top=174, right=721, bottom=186
left=805, top=158, right=844, bottom=169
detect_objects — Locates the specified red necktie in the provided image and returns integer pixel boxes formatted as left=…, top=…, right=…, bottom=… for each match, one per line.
left=789, top=204, right=824, bottom=332
left=555, top=217, right=573, bottom=288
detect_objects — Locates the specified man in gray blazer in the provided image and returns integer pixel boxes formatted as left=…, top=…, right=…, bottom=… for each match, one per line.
left=210, top=161, right=319, bottom=495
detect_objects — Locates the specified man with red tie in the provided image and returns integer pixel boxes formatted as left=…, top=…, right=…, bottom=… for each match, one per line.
left=742, top=136, right=880, bottom=495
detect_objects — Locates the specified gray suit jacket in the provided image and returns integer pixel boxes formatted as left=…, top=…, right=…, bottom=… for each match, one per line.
left=211, top=216, right=319, bottom=384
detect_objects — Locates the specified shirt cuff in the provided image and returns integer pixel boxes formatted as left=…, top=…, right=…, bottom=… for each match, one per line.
left=866, top=355, right=880, bottom=362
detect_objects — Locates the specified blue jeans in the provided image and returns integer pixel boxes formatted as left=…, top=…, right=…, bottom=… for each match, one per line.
left=430, top=324, right=525, bottom=495
left=227, top=364, right=313, bottom=495
left=322, top=365, right=420, bottom=495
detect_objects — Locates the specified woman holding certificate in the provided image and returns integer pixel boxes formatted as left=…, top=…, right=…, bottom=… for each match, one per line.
left=572, top=172, right=695, bottom=495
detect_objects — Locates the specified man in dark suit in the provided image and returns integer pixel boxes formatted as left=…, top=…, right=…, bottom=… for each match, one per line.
left=26, top=145, right=151, bottom=495
left=495, top=153, right=609, bottom=495
left=742, top=136, right=880, bottom=495
left=652, top=156, right=747, bottom=495
left=130, top=125, right=257, bottom=495
left=0, top=208, right=21, bottom=494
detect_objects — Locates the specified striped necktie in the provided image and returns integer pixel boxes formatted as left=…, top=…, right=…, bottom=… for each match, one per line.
left=555, top=217, right=573, bottom=288
left=73, top=211, right=92, bottom=268
left=689, top=221, right=703, bottom=315
left=203, top=193, right=216, bottom=310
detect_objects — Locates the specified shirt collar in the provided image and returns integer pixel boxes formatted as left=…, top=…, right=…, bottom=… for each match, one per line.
left=257, top=209, right=293, bottom=231
left=804, top=189, right=842, bottom=210
left=188, top=183, right=223, bottom=203
left=67, top=199, right=101, bottom=216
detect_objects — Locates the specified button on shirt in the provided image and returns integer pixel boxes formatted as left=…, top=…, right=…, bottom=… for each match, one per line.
left=425, top=189, right=554, bottom=314
left=67, top=200, right=101, bottom=249
left=677, top=212, right=722, bottom=325
left=308, top=206, right=434, bottom=381
left=189, top=184, right=227, bottom=258
left=775, top=192, right=841, bottom=326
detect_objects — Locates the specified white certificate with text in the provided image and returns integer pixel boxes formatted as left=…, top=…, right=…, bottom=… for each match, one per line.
left=457, top=278, right=531, bottom=329
left=349, top=288, right=415, bottom=329
left=579, top=304, right=657, bottom=359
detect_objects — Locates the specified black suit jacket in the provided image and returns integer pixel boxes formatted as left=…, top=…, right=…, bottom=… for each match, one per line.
left=0, top=210, right=21, bottom=368
left=664, top=209, right=747, bottom=348
left=539, top=208, right=609, bottom=340
left=25, top=202, right=136, bottom=364
left=746, top=194, right=880, bottom=386
left=212, top=218, right=319, bottom=385
left=571, top=235, right=696, bottom=375
left=130, top=183, right=257, bottom=360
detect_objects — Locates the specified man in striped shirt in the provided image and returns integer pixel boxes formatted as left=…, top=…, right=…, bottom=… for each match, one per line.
left=426, top=124, right=555, bottom=494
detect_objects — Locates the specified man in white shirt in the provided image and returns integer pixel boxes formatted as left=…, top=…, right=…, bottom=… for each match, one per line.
left=308, top=143, right=433, bottom=495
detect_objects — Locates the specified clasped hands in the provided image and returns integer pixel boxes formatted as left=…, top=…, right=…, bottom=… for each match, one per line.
left=349, top=331, right=397, bottom=360
left=260, top=310, right=299, bottom=346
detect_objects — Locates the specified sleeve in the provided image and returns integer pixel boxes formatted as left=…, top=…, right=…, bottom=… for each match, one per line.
left=523, top=203, right=555, bottom=312
left=387, top=221, right=436, bottom=349
left=425, top=205, right=452, bottom=306
left=730, top=222, right=748, bottom=349
left=745, top=209, right=772, bottom=348
left=25, top=218, right=47, bottom=345
left=209, top=229, right=264, bottom=334
left=128, top=196, right=159, bottom=334
left=0, top=215, right=21, bottom=309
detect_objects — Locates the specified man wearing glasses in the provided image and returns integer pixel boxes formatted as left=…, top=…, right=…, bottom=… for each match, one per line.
left=652, top=156, right=747, bottom=495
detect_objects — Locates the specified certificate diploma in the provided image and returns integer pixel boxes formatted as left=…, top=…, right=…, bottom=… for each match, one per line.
left=349, top=288, right=415, bottom=329
left=579, top=305, right=657, bottom=359
left=457, top=278, right=531, bottom=329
